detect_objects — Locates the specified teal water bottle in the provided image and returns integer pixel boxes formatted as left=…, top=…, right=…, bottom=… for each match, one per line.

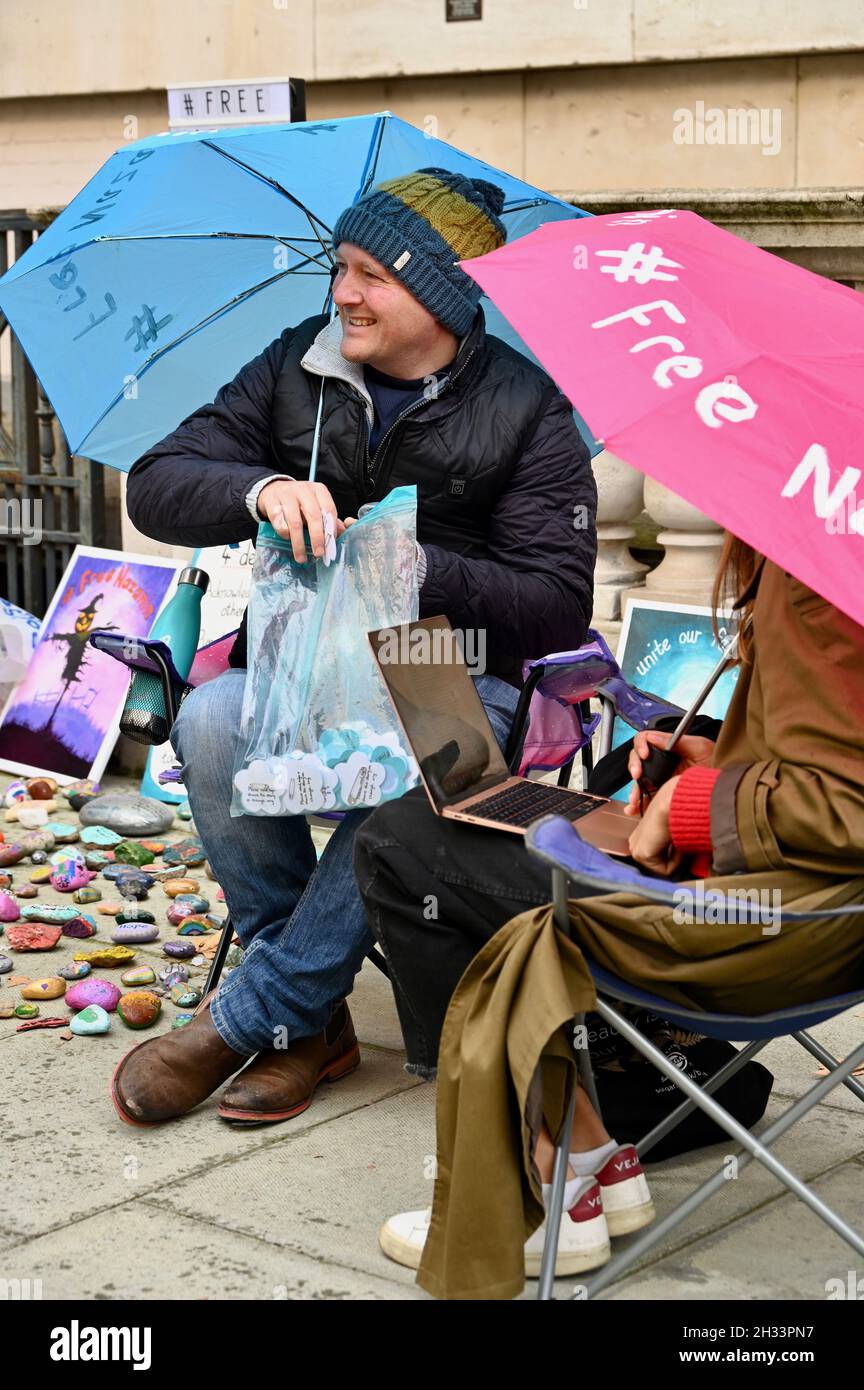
left=119, top=567, right=209, bottom=745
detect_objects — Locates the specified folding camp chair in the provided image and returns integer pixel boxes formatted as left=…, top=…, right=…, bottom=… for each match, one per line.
left=525, top=814, right=864, bottom=1301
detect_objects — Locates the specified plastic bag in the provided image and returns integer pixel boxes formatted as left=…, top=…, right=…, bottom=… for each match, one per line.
left=231, top=485, right=420, bottom=817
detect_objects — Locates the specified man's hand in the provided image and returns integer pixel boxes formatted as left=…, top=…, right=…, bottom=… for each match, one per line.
left=257, top=479, right=352, bottom=563
left=627, top=775, right=682, bottom=877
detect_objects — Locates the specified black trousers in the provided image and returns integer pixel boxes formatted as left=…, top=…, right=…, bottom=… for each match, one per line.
left=353, top=717, right=723, bottom=1077
left=353, top=786, right=593, bottom=1077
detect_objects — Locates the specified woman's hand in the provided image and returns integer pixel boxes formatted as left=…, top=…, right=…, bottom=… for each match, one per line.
left=257, top=479, right=349, bottom=563
left=624, top=730, right=716, bottom=818
left=627, top=775, right=683, bottom=877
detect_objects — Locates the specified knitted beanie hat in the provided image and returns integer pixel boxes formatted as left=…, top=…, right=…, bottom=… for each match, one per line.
left=331, top=166, right=507, bottom=337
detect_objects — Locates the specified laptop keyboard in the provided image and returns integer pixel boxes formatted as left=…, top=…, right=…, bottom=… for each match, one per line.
left=466, top=782, right=601, bottom=828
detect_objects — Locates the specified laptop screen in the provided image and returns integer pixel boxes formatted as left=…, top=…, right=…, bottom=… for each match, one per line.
left=369, top=617, right=510, bottom=811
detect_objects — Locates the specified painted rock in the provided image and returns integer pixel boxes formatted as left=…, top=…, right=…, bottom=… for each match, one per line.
left=21, top=976, right=66, bottom=999
left=0, top=999, right=16, bottom=1018
left=162, top=838, right=206, bottom=868
left=176, top=893, right=210, bottom=914
left=121, top=964, right=156, bottom=987
left=17, top=1015, right=70, bottom=1032
left=158, top=964, right=189, bottom=987
left=15, top=803, right=53, bottom=828
left=80, top=794, right=175, bottom=837
left=139, top=840, right=166, bottom=856
left=6, top=923, right=62, bottom=951
left=60, top=916, right=97, bottom=939
left=80, top=825, right=122, bottom=848
left=113, top=840, right=155, bottom=867
left=164, top=878, right=200, bottom=899
left=162, top=940, right=196, bottom=959
left=97, top=902, right=122, bottom=916
left=29, top=864, right=52, bottom=882
left=215, top=887, right=225, bottom=902
left=73, top=945, right=136, bottom=968
left=84, top=852, right=112, bottom=872
left=0, top=889, right=20, bottom=921
left=170, top=983, right=202, bottom=1008
left=44, top=821, right=79, bottom=843
left=0, top=953, right=12, bottom=972
left=14, top=1001, right=40, bottom=1018
left=112, top=922, right=160, bottom=944
left=0, top=872, right=11, bottom=890
left=73, top=886, right=102, bottom=905
left=115, top=908, right=155, bottom=925
left=50, top=864, right=97, bottom=893
left=177, top=915, right=219, bottom=936
left=116, top=871, right=151, bottom=901
left=0, top=844, right=27, bottom=867
left=22, top=903, right=81, bottom=924
left=166, top=900, right=201, bottom=927
left=19, top=831, right=56, bottom=855
left=117, top=990, right=162, bottom=1029
left=26, top=777, right=58, bottom=800
left=4, top=779, right=28, bottom=805
left=61, top=779, right=101, bottom=812
left=65, top=979, right=122, bottom=1012
left=172, top=1013, right=194, bottom=1029
left=70, top=1004, right=110, bottom=1036
left=15, top=884, right=38, bottom=899
left=48, top=847, right=85, bottom=873
left=58, top=960, right=91, bottom=981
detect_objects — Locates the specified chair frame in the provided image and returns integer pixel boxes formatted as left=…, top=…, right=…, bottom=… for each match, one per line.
left=528, top=835, right=864, bottom=1302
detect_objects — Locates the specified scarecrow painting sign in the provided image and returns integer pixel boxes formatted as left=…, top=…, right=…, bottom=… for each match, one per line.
left=0, top=547, right=179, bottom=783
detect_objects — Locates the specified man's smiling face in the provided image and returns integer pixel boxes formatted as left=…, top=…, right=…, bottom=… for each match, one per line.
left=332, top=241, right=455, bottom=378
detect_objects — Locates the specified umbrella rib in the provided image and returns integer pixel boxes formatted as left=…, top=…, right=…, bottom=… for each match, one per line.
left=75, top=264, right=313, bottom=454
left=81, top=230, right=334, bottom=274
left=200, top=140, right=335, bottom=241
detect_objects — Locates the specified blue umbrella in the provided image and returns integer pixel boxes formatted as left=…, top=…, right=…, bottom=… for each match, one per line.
left=0, top=111, right=594, bottom=472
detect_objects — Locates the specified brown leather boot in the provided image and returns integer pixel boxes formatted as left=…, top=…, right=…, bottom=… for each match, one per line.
left=111, top=993, right=248, bottom=1126
left=217, top=1001, right=360, bottom=1124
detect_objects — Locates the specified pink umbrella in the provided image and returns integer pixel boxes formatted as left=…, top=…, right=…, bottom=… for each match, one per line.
left=460, top=209, right=864, bottom=629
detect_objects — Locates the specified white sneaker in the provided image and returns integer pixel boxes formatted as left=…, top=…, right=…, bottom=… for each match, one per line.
left=379, top=1179, right=610, bottom=1278
left=594, top=1144, right=655, bottom=1236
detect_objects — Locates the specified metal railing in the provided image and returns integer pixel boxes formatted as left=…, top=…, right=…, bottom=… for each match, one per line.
left=0, top=210, right=110, bottom=618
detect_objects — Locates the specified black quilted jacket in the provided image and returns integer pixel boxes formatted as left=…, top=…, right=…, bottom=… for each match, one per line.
left=125, top=306, right=597, bottom=685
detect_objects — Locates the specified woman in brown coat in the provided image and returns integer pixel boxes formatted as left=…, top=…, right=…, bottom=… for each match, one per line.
left=355, top=538, right=864, bottom=1298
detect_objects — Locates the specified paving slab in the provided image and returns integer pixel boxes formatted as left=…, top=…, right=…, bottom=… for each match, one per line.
left=596, top=1159, right=864, bottom=1301
left=3, top=1203, right=425, bottom=1300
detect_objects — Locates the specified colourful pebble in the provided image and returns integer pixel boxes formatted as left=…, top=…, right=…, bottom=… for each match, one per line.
left=112, top=923, right=160, bottom=944
left=15, top=884, right=38, bottom=898
left=73, top=886, right=102, bottom=904
left=164, top=879, right=200, bottom=898
left=0, top=844, right=27, bottom=867
left=80, top=825, right=122, bottom=848
left=4, top=780, right=28, bottom=806
left=73, top=945, right=136, bottom=967
left=20, top=976, right=66, bottom=1000
left=58, top=961, right=91, bottom=981
left=65, top=979, right=122, bottom=1012
left=14, top=1001, right=39, bottom=1018
left=0, top=889, right=20, bottom=921
left=170, top=983, right=202, bottom=1008
left=21, top=904, right=80, bottom=923
left=114, top=908, right=155, bottom=924
left=6, top=923, right=62, bottom=951
left=26, top=777, right=58, bottom=800
left=121, top=965, right=156, bottom=987
left=70, top=1004, right=110, bottom=1036
left=163, top=940, right=196, bottom=959
left=117, top=990, right=162, bottom=1029
left=60, top=916, right=97, bottom=939
left=43, top=822, right=80, bottom=843
left=29, top=866, right=52, bottom=883
left=0, top=953, right=12, bottom=972
left=97, top=902, right=122, bottom=916
left=172, top=1014, right=194, bottom=1028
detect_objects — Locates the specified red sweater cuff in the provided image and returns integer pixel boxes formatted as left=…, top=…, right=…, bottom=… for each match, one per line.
left=668, top=765, right=721, bottom=855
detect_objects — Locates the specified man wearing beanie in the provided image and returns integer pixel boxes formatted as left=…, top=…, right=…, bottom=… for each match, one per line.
left=115, top=166, right=597, bottom=1128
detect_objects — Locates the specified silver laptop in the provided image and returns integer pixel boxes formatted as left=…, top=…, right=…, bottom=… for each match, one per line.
left=369, top=616, right=638, bottom=854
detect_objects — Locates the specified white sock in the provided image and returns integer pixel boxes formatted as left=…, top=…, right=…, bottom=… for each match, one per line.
left=568, top=1138, right=618, bottom=1177
left=541, top=1175, right=584, bottom=1216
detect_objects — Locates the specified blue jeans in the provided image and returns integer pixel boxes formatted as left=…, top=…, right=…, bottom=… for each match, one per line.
left=170, top=669, right=519, bottom=1055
